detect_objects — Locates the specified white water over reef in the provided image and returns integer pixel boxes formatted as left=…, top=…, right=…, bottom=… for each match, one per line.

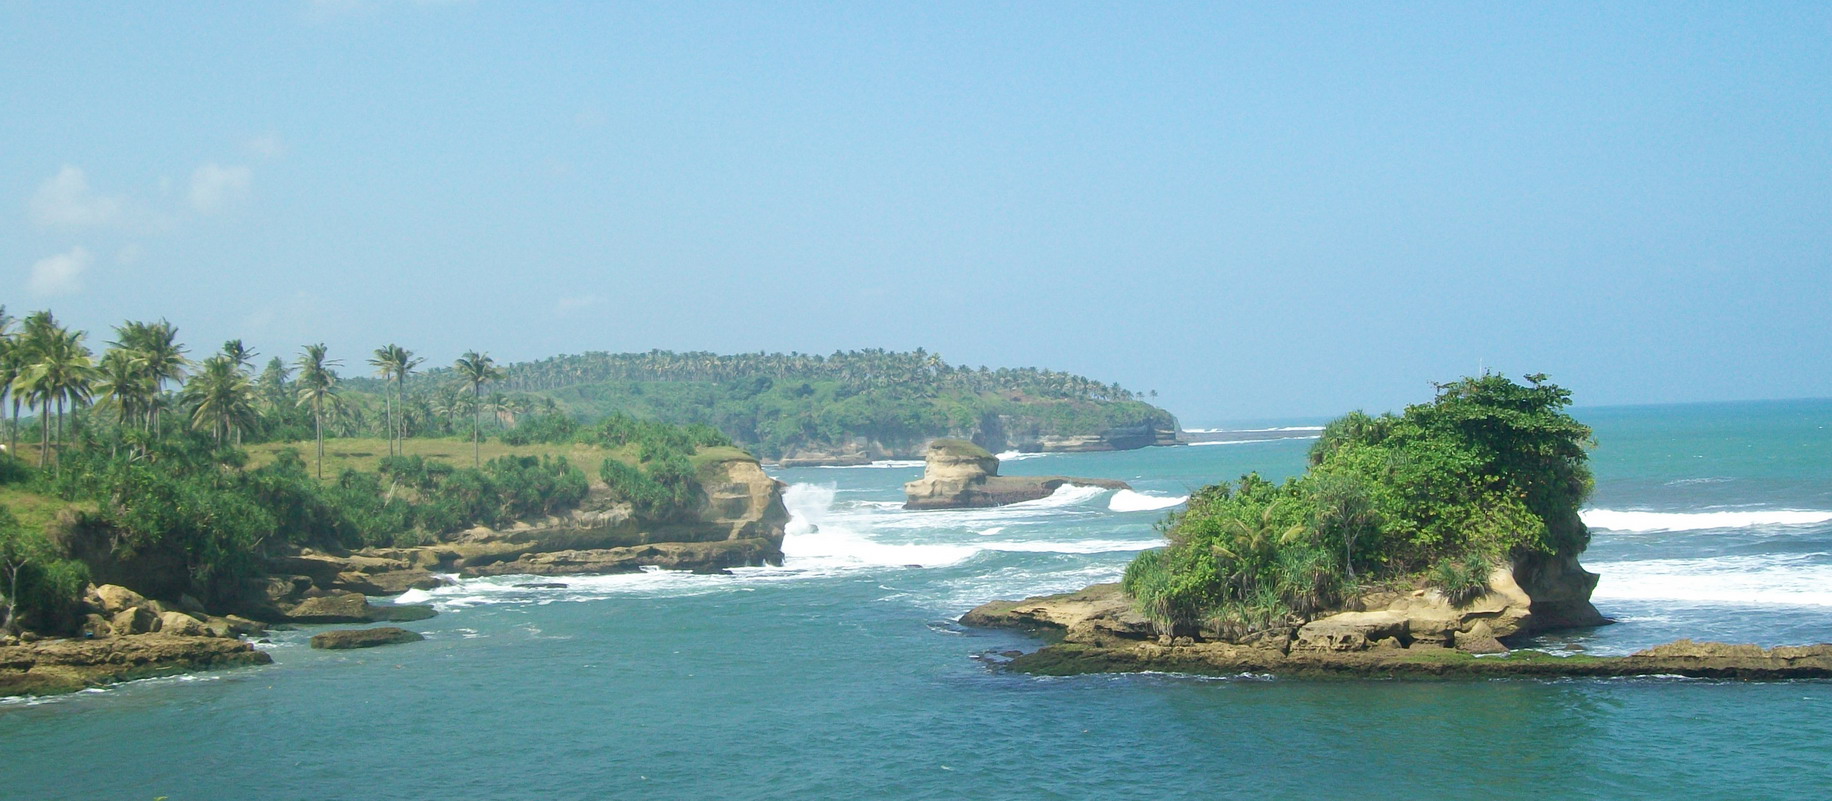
left=1582, top=508, right=1832, bottom=532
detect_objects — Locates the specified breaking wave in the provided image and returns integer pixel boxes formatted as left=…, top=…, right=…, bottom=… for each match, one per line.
left=1583, top=508, right=1832, bottom=533
left=1108, top=489, right=1187, bottom=512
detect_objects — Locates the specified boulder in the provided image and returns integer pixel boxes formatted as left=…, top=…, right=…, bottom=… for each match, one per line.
left=91, top=584, right=146, bottom=615
left=285, top=592, right=374, bottom=624
left=903, top=440, right=1131, bottom=510
left=309, top=627, right=425, bottom=650
left=1455, top=621, right=1509, bottom=655
left=157, top=611, right=212, bottom=638
left=110, top=606, right=158, bottom=636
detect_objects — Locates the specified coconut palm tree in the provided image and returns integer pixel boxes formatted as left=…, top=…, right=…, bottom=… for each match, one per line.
left=452, top=350, right=501, bottom=466
left=184, top=355, right=259, bottom=446
left=294, top=343, right=342, bottom=479
left=368, top=344, right=424, bottom=458
left=14, top=323, right=98, bottom=469
left=109, top=320, right=188, bottom=437
left=96, top=348, right=156, bottom=431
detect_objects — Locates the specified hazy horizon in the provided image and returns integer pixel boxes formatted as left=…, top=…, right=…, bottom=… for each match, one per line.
left=5, top=3, right=1828, bottom=420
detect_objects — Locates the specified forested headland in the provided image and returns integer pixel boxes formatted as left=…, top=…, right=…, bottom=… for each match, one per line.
left=0, top=308, right=762, bottom=638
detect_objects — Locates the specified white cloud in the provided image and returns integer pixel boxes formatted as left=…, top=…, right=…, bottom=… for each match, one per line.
left=28, top=246, right=91, bottom=297
left=189, top=163, right=253, bottom=213
left=246, top=133, right=288, bottom=159
left=28, top=166, right=123, bottom=228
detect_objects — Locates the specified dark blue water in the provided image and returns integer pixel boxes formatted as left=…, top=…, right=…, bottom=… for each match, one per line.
left=3, top=400, right=1829, bottom=800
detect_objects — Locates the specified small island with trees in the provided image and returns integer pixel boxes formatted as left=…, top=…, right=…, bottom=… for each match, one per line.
left=963, top=374, right=1832, bottom=679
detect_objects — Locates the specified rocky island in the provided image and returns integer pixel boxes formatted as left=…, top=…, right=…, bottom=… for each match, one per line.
left=903, top=439, right=1130, bottom=510
left=963, top=375, right=1832, bottom=681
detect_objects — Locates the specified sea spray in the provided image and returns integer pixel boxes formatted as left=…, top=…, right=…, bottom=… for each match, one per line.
left=1108, top=489, right=1188, bottom=512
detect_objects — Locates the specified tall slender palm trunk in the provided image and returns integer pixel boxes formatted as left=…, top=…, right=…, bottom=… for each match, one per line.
left=314, top=408, right=324, bottom=480
left=472, top=386, right=481, bottom=467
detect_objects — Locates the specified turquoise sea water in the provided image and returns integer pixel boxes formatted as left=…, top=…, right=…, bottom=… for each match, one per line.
left=3, top=400, right=1830, bottom=800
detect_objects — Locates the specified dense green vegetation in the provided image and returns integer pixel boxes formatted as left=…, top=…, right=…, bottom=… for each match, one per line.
left=1122, top=374, right=1593, bottom=637
left=487, top=349, right=1177, bottom=458
left=0, top=307, right=744, bottom=634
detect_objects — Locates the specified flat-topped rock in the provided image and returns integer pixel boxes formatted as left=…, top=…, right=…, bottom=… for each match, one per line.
left=903, top=439, right=1131, bottom=510
left=310, top=627, right=425, bottom=650
left=0, top=634, right=272, bottom=697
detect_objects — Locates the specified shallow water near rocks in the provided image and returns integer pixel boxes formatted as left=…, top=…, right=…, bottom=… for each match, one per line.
left=3, top=399, right=1830, bottom=800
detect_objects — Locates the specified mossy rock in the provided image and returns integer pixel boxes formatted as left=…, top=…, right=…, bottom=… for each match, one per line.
left=928, top=439, right=993, bottom=459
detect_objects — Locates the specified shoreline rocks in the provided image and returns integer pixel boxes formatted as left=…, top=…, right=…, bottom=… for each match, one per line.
left=961, top=583, right=1831, bottom=681
left=0, top=634, right=273, bottom=697
left=903, top=440, right=1131, bottom=510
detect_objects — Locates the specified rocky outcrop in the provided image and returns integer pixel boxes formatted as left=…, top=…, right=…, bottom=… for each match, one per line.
left=963, top=587, right=1832, bottom=680
left=956, top=557, right=1832, bottom=680
left=959, top=583, right=1153, bottom=645
left=233, top=451, right=792, bottom=620
left=903, top=440, right=1130, bottom=510
left=310, top=627, right=424, bottom=650
left=0, top=634, right=272, bottom=697
left=1001, top=639, right=1832, bottom=680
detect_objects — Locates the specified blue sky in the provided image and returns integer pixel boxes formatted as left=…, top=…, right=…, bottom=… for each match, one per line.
left=3, top=2, right=1828, bottom=422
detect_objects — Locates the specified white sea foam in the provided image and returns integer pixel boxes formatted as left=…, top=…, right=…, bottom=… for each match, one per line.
left=1582, top=508, right=1832, bottom=533
left=1003, top=483, right=1111, bottom=509
left=1184, top=426, right=1324, bottom=434
left=1188, top=436, right=1319, bottom=447
left=995, top=450, right=1052, bottom=461
left=801, top=460, right=924, bottom=469
left=1108, top=489, right=1188, bottom=512
left=1591, top=554, right=1832, bottom=607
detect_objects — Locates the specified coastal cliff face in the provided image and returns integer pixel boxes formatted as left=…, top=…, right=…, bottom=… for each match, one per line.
left=902, top=440, right=1130, bottom=510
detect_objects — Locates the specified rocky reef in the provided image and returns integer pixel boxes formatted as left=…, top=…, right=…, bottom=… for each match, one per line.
left=962, top=577, right=1831, bottom=680
left=903, top=440, right=1130, bottom=510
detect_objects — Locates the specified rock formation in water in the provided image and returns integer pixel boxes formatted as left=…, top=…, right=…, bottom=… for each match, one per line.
left=902, top=439, right=1130, bottom=510
left=310, top=627, right=425, bottom=650
left=961, top=583, right=1831, bottom=680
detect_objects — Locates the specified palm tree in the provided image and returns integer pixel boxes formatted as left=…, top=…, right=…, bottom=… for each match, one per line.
left=111, top=320, right=188, bottom=436
left=452, top=350, right=501, bottom=466
left=14, top=322, right=98, bottom=469
left=184, top=355, right=258, bottom=446
left=294, top=344, right=342, bottom=479
left=221, top=340, right=257, bottom=372
left=368, top=344, right=424, bottom=458
left=96, top=348, right=156, bottom=430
